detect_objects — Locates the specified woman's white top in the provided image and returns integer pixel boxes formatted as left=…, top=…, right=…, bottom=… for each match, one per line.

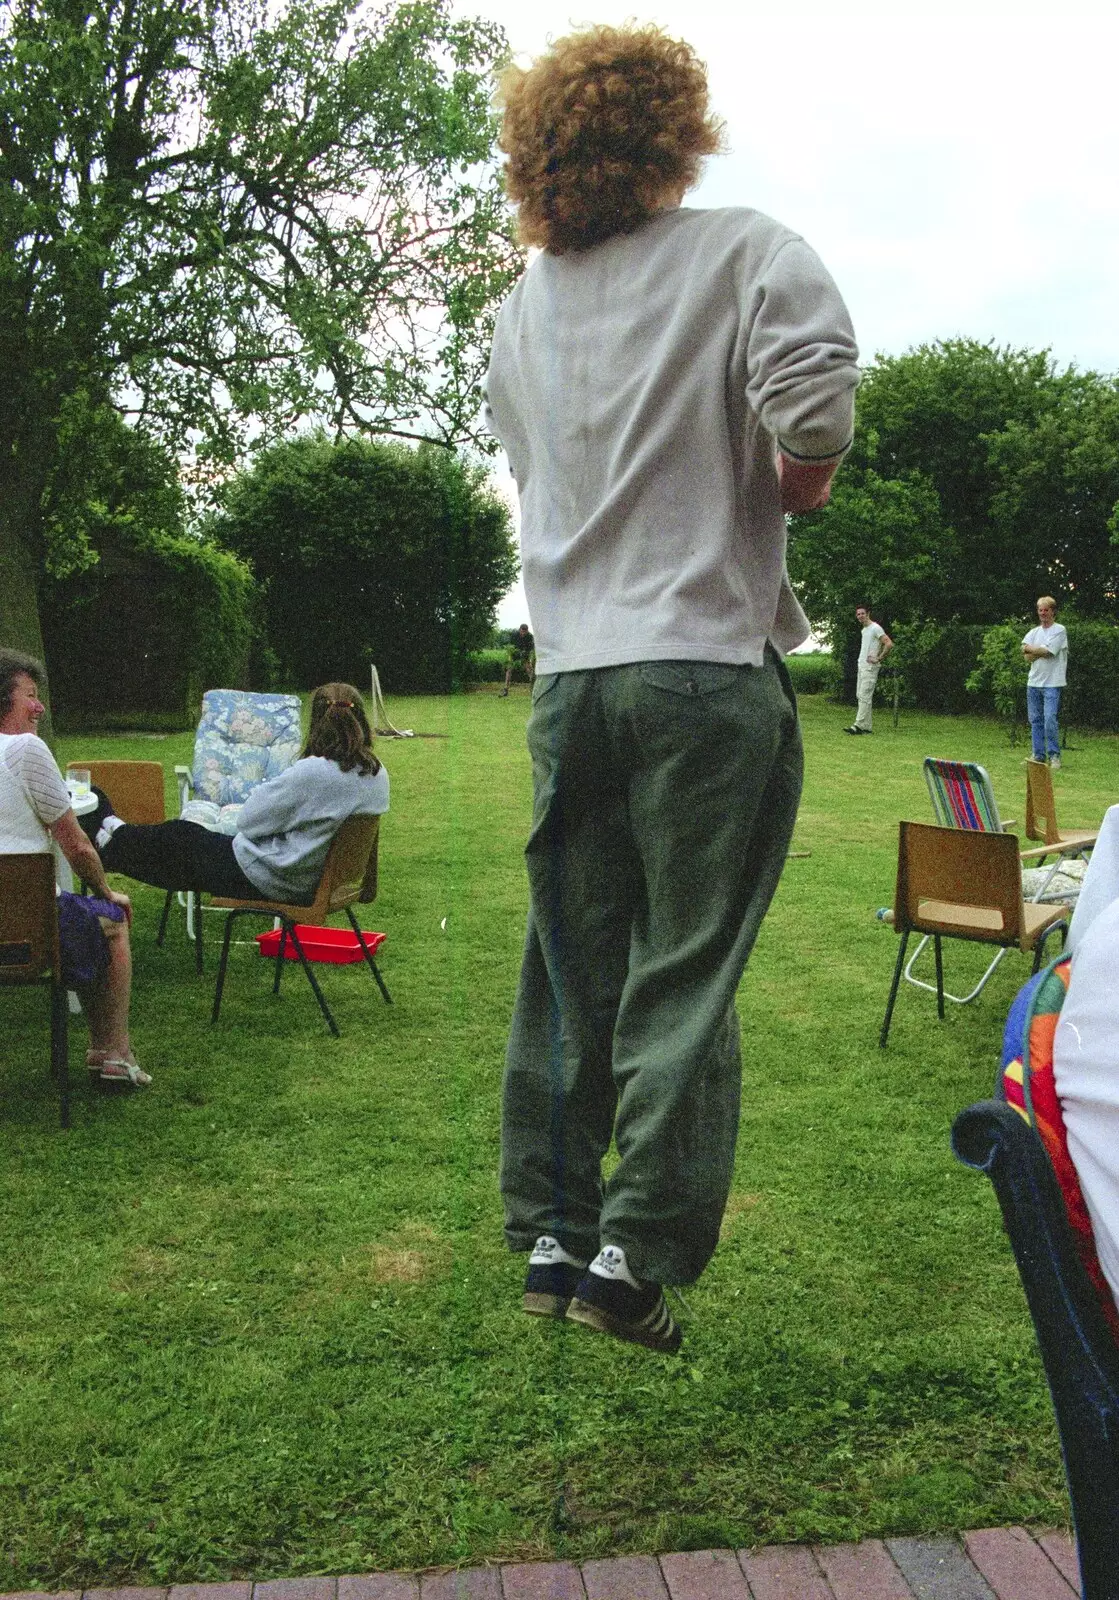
left=0, top=732, right=70, bottom=854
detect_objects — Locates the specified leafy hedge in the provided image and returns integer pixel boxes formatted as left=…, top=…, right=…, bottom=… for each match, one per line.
left=40, top=526, right=256, bottom=731
left=967, top=620, right=1119, bottom=733
left=874, top=616, right=1119, bottom=732
left=462, top=648, right=508, bottom=684
left=784, top=652, right=840, bottom=695
left=888, top=622, right=991, bottom=714
left=211, top=436, right=519, bottom=693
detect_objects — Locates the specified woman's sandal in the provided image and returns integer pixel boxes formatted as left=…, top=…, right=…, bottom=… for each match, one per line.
left=96, top=1057, right=152, bottom=1088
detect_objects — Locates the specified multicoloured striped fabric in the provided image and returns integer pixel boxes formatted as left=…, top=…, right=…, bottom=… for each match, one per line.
left=1001, top=958, right=1119, bottom=1341
left=925, top=758, right=1004, bottom=832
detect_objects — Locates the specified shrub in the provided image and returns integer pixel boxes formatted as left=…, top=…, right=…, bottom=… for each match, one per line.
left=40, top=525, right=256, bottom=732
left=965, top=624, right=1025, bottom=734
left=967, top=618, right=1119, bottom=735
left=1061, top=622, right=1119, bottom=731
left=462, top=648, right=508, bottom=684
left=784, top=652, right=839, bottom=696
left=889, top=621, right=990, bottom=714
left=211, top=435, right=519, bottom=693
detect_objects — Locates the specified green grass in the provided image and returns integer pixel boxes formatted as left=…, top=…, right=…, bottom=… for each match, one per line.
left=2, top=691, right=1115, bottom=1586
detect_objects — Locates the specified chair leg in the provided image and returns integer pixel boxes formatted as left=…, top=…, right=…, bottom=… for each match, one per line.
left=1033, top=920, right=1069, bottom=972
left=194, top=891, right=204, bottom=974
left=156, top=890, right=174, bottom=946
left=211, top=912, right=238, bottom=1023
left=934, top=934, right=945, bottom=1020
left=287, top=921, right=340, bottom=1037
left=346, top=907, right=392, bottom=1004
left=273, top=924, right=288, bottom=994
left=51, top=980, right=70, bottom=1130
left=880, top=931, right=910, bottom=1048
left=905, top=937, right=1008, bottom=1005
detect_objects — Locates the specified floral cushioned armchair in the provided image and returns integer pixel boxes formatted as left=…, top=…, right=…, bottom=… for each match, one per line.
left=177, top=690, right=303, bottom=834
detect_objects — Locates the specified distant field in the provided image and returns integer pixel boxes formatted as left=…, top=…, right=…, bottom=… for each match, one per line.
left=2, top=689, right=1113, bottom=1587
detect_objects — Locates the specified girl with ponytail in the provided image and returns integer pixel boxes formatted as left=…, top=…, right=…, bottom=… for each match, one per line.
left=90, top=684, right=389, bottom=905
left=302, top=684, right=380, bottom=776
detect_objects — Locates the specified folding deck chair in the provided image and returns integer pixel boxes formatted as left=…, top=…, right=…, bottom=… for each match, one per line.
left=910, top=757, right=1083, bottom=1005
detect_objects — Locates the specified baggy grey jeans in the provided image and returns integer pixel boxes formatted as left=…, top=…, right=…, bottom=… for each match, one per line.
left=500, top=652, right=803, bottom=1285
left=854, top=660, right=880, bottom=731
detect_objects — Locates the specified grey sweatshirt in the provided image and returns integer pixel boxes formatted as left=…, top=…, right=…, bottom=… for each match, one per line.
left=232, top=755, right=389, bottom=903
left=484, top=205, right=859, bottom=673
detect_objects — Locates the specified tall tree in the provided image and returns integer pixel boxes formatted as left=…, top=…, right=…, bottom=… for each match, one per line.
left=787, top=339, right=1119, bottom=655
left=0, top=0, right=520, bottom=658
left=211, top=433, right=518, bottom=691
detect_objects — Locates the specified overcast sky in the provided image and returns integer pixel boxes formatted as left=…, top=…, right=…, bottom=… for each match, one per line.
left=465, top=0, right=1119, bottom=625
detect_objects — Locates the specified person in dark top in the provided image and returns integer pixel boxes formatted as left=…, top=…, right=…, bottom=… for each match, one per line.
left=501, top=624, right=535, bottom=697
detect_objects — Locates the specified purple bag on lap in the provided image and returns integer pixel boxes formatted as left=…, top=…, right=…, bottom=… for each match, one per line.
left=57, top=891, right=125, bottom=988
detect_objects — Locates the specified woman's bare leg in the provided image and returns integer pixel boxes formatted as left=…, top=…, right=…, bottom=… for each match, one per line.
left=79, top=919, right=133, bottom=1061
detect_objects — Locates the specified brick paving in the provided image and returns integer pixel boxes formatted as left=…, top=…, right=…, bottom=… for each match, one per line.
left=0, top=1529, right=1083, bottom=1600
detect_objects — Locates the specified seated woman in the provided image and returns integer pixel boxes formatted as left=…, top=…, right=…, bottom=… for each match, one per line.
left=93, top=683, right=388, bottom=904
left=1001, top=804, right=1119, bottom=1328
left=0, top=649, right=146, bottom=1087
left=1052, top=805, right=1119, bottom=1314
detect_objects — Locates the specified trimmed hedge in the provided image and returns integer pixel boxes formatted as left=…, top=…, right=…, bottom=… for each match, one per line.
left=211, top=436, right=519, bottom=694
left=40, top=527, right=256, bottom=731
left=878, top=616, right=1119, bottom=732
left=784, top=652, right=840, bottom=695
left=462, top=648, right=508, bottom=684
left=967, top=619, right=1119, bottom=733
left=1064, top=623, right=1119, bottom=729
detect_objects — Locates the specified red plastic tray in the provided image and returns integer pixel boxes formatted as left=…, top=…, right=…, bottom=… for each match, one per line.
left=256, top=925, right=386, bottom=965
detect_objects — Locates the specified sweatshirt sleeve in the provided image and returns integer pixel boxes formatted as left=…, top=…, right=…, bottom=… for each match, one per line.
left=745, top=237, right=859, bottom=464
left=234, top=763, right=309, bottom=840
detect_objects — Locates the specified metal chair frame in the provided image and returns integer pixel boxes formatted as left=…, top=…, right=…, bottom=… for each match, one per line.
left=1025, top=757, right=1100, bottom=862
left=209, top=814, right=391, bottom=1036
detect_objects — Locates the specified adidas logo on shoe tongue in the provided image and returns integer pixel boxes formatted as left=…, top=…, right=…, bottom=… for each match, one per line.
left=529, top=1235, right=586, bottom=1269
left=588, top=1244, right=641, bottom=1288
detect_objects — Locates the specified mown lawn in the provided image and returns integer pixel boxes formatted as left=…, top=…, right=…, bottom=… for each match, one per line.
left=2, top=691, right=1115, bottom=1587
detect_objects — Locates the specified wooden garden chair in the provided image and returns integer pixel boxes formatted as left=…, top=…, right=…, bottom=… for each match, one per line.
left=910, top=757, right=1082, bottom=1001
left=209, top=812, right=391, bottom=1037
left=879, top=822, right=1067, bottom=1045
left=66, top=758, right=189, bottom=968
left=0, top=853, right=71, bottom=1127
left=1025, top=757, right=1100, bottom=860
left=66, top=759, right=167, bottom=824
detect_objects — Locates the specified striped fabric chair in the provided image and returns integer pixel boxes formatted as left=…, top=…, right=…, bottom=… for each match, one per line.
left=909, top=758, right=1076, bottom=1006
left=924, top=757, right=1008, bottom=834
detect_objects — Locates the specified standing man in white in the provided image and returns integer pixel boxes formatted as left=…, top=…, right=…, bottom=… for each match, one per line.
left=485, top=23, right=859, bottom=1353
left=1022, top=595, right=1069, bottom=769
left=844, top=605, right=892, bottom=735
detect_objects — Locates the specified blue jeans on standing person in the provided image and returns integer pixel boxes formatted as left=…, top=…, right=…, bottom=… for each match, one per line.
left=1027, top=685, right=1062, bottom=761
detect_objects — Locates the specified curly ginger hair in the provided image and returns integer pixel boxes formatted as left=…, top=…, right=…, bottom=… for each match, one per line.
left=496, top=24, right=724, bottom=254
